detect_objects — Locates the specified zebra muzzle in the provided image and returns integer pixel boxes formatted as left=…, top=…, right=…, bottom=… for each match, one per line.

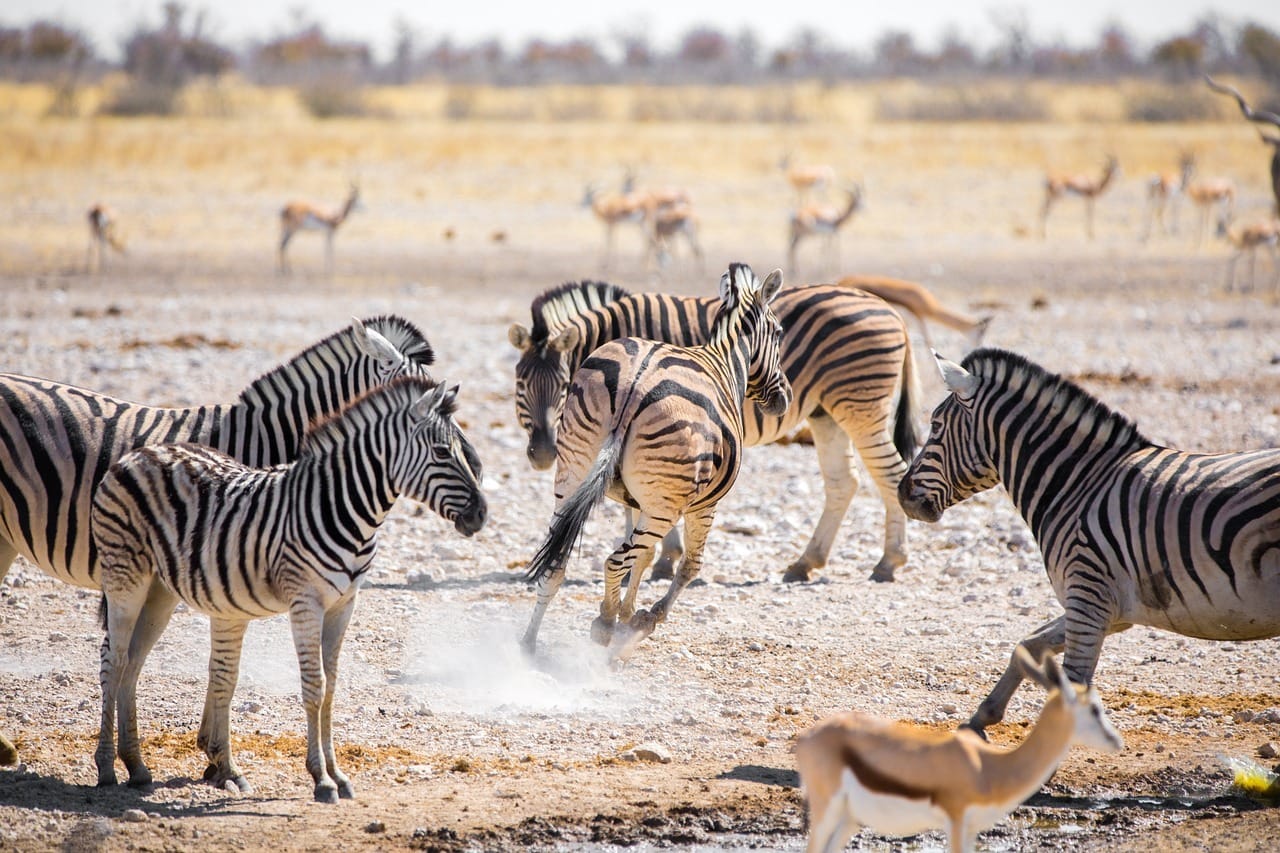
left=897, top=477, right=941, bottom=522
left=454, top=497, right=488, bottom=537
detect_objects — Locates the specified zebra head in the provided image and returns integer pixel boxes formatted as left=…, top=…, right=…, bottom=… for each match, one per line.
left=720, top=264, right=791, bottom=417
left=509, top=322, right=579, bottom=471
left=897, top=352, right=999, bottom=523
left=401, top=380, right=488, bottom=537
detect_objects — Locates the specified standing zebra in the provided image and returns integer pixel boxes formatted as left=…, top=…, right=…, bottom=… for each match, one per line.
left=509, top=278, right=917, bottom=584
left=94, top=376, right=486, bottom=802
left=521, top=264, right=792, bottom=657
left=898, top=348, right=1280, bottom=736
left=0, top=315, right=438, bottom=768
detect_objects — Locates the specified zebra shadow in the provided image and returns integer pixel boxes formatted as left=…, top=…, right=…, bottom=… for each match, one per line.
left=370, top=572, right=774, bottom=593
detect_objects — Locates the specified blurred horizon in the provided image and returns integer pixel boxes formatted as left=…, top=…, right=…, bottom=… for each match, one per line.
left=10, top=0, right=1280, bottom=62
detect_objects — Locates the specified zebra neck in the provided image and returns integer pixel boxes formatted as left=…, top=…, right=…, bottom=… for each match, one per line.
left=704, top=311, right=752, bottom=400
left=566, top=294, right=711, bottom=373
left=288, top=429, right=399, bottom=542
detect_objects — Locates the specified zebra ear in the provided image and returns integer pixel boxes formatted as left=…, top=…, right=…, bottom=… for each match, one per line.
left=411, top=382, right=459, bottom=422
left=935, top=352, right=979, bottom=400
left=760, top=269, right=783, bottom=303
left=352, top=317, right=403, bottom=367
left=550, top=325, right=579, bottom=353
left=508, top=323, right=532, bottom=352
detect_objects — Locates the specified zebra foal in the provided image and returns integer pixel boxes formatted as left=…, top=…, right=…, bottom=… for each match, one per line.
left=0, top=315, right=437, bottom=768
left=510, top=277, right=917, bottom=583
left=521, top=263, right=791, bottom=657
left=898, top=348, right=1280, bottom=736
left=93, top=376, right=486, bottom=802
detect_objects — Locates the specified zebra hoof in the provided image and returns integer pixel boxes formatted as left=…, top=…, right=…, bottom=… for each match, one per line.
left=959, top=720, right=990, bottom=742
left=337, top=777, right=355, bottom=799
left=589, top=616, right=615, bottom=646
left=203, top=762, right=219, bottom=782
left=782, top=563, right=816, bottom=583
left=0, top=735, right=18, bottom=766
left=869, top=569, right=895, bottom=583
left=314, top=781, right=340, bottom=804
left=96, top=771, right=119, bottom=787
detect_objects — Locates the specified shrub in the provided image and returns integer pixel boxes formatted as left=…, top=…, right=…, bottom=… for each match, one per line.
left=876, top=87, right=1048, bottom=122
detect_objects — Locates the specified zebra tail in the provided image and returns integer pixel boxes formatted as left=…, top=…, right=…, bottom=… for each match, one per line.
left=892, top=333, right=921, bottom=463
left=524, top=438, right=620, bottom=584
left=98, top=593, right=108, bottom=631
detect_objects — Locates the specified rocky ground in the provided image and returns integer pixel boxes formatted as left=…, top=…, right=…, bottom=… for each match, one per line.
left=0, top=219, right=1278, bottom=852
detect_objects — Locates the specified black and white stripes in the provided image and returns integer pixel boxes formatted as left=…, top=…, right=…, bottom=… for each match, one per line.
left=898, top=348, right=1280, bottom=735
left=93, top=376, right=486, bottom=802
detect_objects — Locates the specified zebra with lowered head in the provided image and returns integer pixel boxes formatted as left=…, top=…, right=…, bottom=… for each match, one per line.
left=93, top=376, right=486, bottom=802
left=509, top=276, right=917, bottom=584
left=898, top=347, right=1280, bottom=736
left=0, top=315, right=438, bottom=768
left=521, top=263, right=791, bottom=658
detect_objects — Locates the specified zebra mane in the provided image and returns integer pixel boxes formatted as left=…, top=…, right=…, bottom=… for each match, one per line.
left=529, top=281, right=630, bottom=341
left=237, top=315, right=434, bottom=407
left=300, top=375, right=449, bottom=454
left=961, top=348, right=1150, bottom=447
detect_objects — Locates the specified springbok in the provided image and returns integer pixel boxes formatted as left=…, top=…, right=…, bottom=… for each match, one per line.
left=788, top=185, right=863, bottom=276
left=779, top=152, right=836, bottom=203
left=278, top=183, right=361, bottom=274
left=647, top=202, right=704, bottom=272
left=1220, top=217, right=1280, bottom=294
left=1188, top=178, right=1237, bottom=248
left=86, top=204, right=126, bottom=273
left=1140, top=152, right=1196, bottom=241
left=796, top=648, right=1123, bottom=853
left=582, top=183, right=649, bottom=268
left=838, top=275, right=991, bottom=353
left=1039, top=155, right=1120, bottom=240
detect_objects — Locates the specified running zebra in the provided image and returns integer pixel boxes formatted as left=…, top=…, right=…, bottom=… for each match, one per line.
left=509, top=277, right=917, bottom=584
left=521, top=264, right=791, bottom=658
left=0, top=315, right=436, bottom=768
left=93, top=376, right=486, bottom=802
left=898, top=348, right=1280, bottom=736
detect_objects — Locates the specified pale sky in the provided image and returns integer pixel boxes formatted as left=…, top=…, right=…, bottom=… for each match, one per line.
left=9, top=1, right=1280, bottom=61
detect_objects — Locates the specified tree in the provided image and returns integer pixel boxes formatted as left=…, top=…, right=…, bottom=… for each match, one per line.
left=1240, top=23, right=1280, bottom=84
left=1152, top=35, right=1204, bottom=80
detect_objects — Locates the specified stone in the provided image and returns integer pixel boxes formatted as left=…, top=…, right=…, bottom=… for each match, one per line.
left=121, top=809, right=149, bottom=823
left=622, top=743, right=672, bottom=764
left=1257, top=742, right=1280, bottom=760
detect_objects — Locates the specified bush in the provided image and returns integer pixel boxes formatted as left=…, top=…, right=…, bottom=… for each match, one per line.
left=99, top=80, right=181, bottom=116
left=876, top=87, right=1047, bottom=122
left=298, top=81, right=377, bottom=118
left=1125, top=90, right=1219, bottom=122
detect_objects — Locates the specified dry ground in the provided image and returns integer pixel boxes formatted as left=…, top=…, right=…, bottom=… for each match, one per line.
left=0, top=114, right=1279, bottom=851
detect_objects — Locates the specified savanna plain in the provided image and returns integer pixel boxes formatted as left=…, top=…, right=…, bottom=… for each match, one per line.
left=1, top=86, right=1279, bottom=851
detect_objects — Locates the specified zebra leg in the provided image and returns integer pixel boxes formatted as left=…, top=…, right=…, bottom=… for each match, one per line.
left=0, top=541, right=19, bottom=766
left=289, top=598, right=340, bottom=803
left=966, top=615, right=1066, bottom=737
left=644, top=504, right=684, bottom=581
left=594, top=520, right=670, bottom=647
left=320, top=597, right=358, bottom=800
left=520, top=565, right=565, bottom=655
left=856, top=428, right=911, bottom=584
left=619, top=508, right=711, bottom=654
left=96, top=577, right=151, bottom=787
left=202, top=618, right=251, bottom=793
left=116, top=578, right=180, bottom=787
left=783, top=414, right=860, bottom=583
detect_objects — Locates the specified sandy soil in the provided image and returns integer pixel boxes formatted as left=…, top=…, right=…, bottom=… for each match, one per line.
left=1, top=119, right=1279, bottom=851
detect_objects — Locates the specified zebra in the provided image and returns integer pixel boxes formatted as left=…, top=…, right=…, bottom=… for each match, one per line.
left=521, top=263, right=792, bottom=658
left=93, top=376, right=486, bottom=803
left=897, top=347, right=1280, bottom=737
left=0, top=315, right=439, bottom=768
left=509, top=277, right=917, bottom=585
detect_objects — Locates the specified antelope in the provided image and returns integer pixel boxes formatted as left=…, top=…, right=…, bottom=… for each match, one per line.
left=86, top=204, right=126, bottom=273
left=1206, top=75, right=1280, bottom=216
left=1220, top=217, right=1280, bottom=294
left=278, top=183, right=361, bottom=275
left=1187, top=179, right=1237, bottom=248
left=787, top=185, right=863, bottom=276
left=582, top=183, right=649, bottom=268
left=795, top=648, right=1123, bottom=853
left=1039, top=155, right=1120, bottom=240
left=779, top=152, right=836, bottom=203
left=1140, top=152, right=1196, bottom=241
left=838, top=275, right=992, bottom=353
left=647, top=202, right=704, bottom=272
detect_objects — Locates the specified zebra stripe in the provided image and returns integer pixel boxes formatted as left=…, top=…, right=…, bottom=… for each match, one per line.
left=520, top=263, right=791, bottom=658
left=509, top=279, right=917, bottom=583
left=93, top=376, right=486, bottom=802
left=898, top=347, right=1280, bottom=734
left=0, top=315, right=434, bottom=590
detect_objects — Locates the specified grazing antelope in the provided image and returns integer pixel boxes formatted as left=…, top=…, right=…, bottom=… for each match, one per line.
left=86, top=204, right=126, bottom=273
left=788, top=185, right=863, bottom=276
left=582, top=183, right=649, bottom=268
left=1206, top=75, right=1280, bottom=216
left=1140, top=152, right=1196, bottom=241
left=779, top=152, right=836, bottom=203
left=1039, top=155, right=1120, bottom=240
left=838, top=275, right=992, bottom=353
left=1220, top=217, right=1280, bottom=294
left=520, top=264, right=791, bottom=658
left=94, top=377, right=486, bottom=801
left=1187, top=178, right=1236, bottom=248
left=796, top=647, right=1123, bottom=853
left=647, top=202, right=704, bottom=271
left=898, top=348, right=1280, bottom=738
left=278, top=183, right=361, bottom=274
